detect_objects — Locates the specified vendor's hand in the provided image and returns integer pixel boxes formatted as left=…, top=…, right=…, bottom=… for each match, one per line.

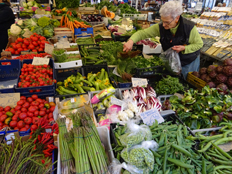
left=123, top=39, right=134, bottom=53
left=172, top=45, right=185, bottom=53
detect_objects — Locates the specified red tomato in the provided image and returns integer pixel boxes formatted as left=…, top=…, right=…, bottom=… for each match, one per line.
left=14, top=127, right=19, bottom=130
left=32, top=49, right=37, bottom=52
left=46, top=109, right=50, bottom=114
left=34, top=110, right=39, bottom=117
left=50, top=106, right=55, bottom=112
left=32, top=41, right=38, bottom=46
left=17, top=100, right=25, bottom=105
left=20, top=127, right=27, bottom=132
left=27, top=97, right=33, bottom=103
left=9, top=121, right=17, bottom=128
left=12, top=115, right=19, bottom=121
left=20, top=96, right=26, bottom=100
left=31, top=124, right=38, bottom=131
left=39, top=110, right=45, bottom=116
left=15, top=110, right=21, bottom=115
left=24, top=124, right=30, bottom=130
left=0, top=122, right=3, bottom=127
left=16, top=44, right=21, bottom=49
left=4, top=106, right=11, bottom=112
left=31, top=94, right=38, bottom=100
left=38, top=103, right=44, bottom=109
left=0, top=107, right=3, bottom=111
left=21, top=108, right=27, bottom=112
left=31, top=101, right=39, bottom=106
left=38, top=48, right=43, bottom=52
left=18, top=48, right=23, bottom=53
left=31, top=37, right=38, bottom=41
left=48, top=113, right=53, bottom=119
left=17, top=121, right=25, bottom=129
left=22, top=102, right=30, bottom=108
left=19, top=112, right=27, bottom=120
left=32, top=117, right=40, bottom=125
left=15, top=105, right=21, bottom=111
left=17, top=37, right=23, bottom=42
left=36, top=98, right=43, bottom=104
left=40, top=107, right=46, bottom=112
left=8, top=48, right=15, bottom=54
left=28, top=44, right=35, bottom=50
left=28, top=106, right=36, bottom=113
left=27, top=112, right=33, bottom=117
left=0, top=112, right=3, bottom=117
left=0, top=115, right=7, bottom=122
left=10, top=109, right=16, bottom=114
left=24, top=117, right=32, bottom=125
left=40, top=36, right=46, bottom=40
left=48, top=118, right=54, bottom=122
left=24, top=40, right=29, bottom=46
left=15, top=51, right=20, bottom=55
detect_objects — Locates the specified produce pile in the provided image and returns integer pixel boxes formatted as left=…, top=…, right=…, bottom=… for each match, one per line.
left=5, top=33, right=49, bottom=54
left=57, top=109, right=109, bottom=174
left=95, top=1, right=118, bottom=12
left=52, top=49, right=80, bottom=63
left=15, top=53, right=51, bottom=61
left=162, top=86, right=232, bottom=130
left=192, top=58, right=232, bottom=94
left=55, top=0, right=80, bottom=9
left=18, top=63, right=55, bottom=90
left=21, top=0, right=51, bottom=15
left=136, top=39, right=159, bottom=48
left=155, top=75, right=186, bottom=95
left=0, top=95, right=56, bottom=131
left=56, top=69, right=112, bottom=95
left=10, top=17, right=60, bottom=38
left=111, top=119, right=214, bottom=174
left=81, top=14, right=103, bottom=23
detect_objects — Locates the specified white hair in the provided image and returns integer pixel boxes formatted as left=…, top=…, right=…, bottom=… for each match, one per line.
left=218, top=3, right=222, bottom=6
left=159, top=1, right=183, bottom=19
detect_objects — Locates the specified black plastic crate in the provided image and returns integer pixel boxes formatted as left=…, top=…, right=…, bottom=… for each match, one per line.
left=78, top=44, right=100, bottom=59
left=82, top=64, right=110, bottom=77
left=135, top=66, right=165, bottom=77
left=95, top=38, right=114, bottom=43
left=112, top=34, right=130, bottom=42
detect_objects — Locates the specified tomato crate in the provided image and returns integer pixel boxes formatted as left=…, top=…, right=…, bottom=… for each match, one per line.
left=187, top=72, right=206, bottom=90
left=0, top=59, right=21, bottom=93
left=74, top=27, right=94, bottom=37
left=15, top=59, right=55, bottom=95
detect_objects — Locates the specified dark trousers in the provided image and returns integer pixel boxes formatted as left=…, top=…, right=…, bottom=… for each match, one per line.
left=0, top=30, right=8, bottom=54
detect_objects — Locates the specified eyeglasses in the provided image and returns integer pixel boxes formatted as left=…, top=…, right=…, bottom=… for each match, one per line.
left=161, top=18, right=175, bottom=25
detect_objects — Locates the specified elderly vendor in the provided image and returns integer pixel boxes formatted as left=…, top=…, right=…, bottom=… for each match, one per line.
left=123, top=1, right=203, bottom=79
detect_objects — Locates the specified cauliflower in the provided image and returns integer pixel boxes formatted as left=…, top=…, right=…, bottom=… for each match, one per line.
left=128, top=102, right=138, bottom=113
left=17, top=20, right=23, bottom=26
left=10, top=24, right=22, bottom=36
left=124, top=109, right=134, bottom=119
left=117, top=111, right=129, bottom=121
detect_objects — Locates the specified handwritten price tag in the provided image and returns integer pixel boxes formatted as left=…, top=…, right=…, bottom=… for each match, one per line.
left=132, top=78, right=148, bottom=87
left=45, top=43, right=54, bottom=55
left=71, top=98, right=75, bottom=103
left=0, top=93, right=20, bottom=108
left=32, top=57, right=50, bottom=65
left=111, top=97, right=125, bottom=106
left=140, top=108, right=164, bottom=126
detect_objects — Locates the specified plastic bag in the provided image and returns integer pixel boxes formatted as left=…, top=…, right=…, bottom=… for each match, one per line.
left=60, top=94, right=89, bottom=110
left=121, top=140, right=159, bottom=173
left=160, top=48, right=182, bottom=75
left=119, top=121, right=152, bottom=147
left=108, top=158, right=143, bottom=174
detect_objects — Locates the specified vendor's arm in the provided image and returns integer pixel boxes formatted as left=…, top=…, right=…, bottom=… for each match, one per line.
left=129, top=24, right=160, bottom=43
left=183, top=26, right=203, bottom=54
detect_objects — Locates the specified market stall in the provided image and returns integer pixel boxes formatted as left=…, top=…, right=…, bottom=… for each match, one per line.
left=2, top=1, right=232, bottom=174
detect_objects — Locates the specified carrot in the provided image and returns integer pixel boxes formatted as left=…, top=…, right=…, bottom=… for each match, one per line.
left=60, top=15, right=64, bottom=27
left=64, top=15, right=67, bottom=27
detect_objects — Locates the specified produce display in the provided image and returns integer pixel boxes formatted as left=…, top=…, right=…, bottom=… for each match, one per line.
left=56, top=69, right=112, bottom=95
left=81, top=14, right=103, bottom=23
left=192, top=58, right=232, bottom=93
left=101, top=6, right=115, bottom=19
left=15, top=53, right=51, bottom=61
left=52, top=49, right=80, bottom=63
left=21, top=0, right=51, bottom=15
left=95, top=1, right=118, bottom=12
left=0, top=95, right=56, bottom=131
left=155, top=75, right=186, bottom=95
left=57, top=109, right=109, bottom=174
left=55, top=0, right=80, bottom=9
left=136, top=38, right=159, bottom=48
left=5, top=33, right=49, bottom=54
left=76, top=37, right=95, bottom=45
left=18, top=63, right=55, bottom=89
left=162, top=86, right=232, bottom=130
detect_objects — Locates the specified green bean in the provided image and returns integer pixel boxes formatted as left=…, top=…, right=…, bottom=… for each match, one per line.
left=164, top=168, right=170, bottom=174
left=167, top=158, right=194, bottom=169
left=159, top=133, right=165, bottom=146
left=163, top=148, right=168, bottom=173
left=223, top=130, right=232, bottom=138
left=186, top=168, right=194, bottom=174
left=164, top=133, right=168, bottom=146
left=212, top=143, right=232, bottom=160
left=207, top=152, right=229, bottom=161
left=214, top=137, right=232, bottom=146
left=198, top=141, right=213, bottom=152
left=152, top=151, right=161, bottom=158
left=212, top=158, right=232, bottom=165
left=157, top=170, right=163, bottom=174
left=155, top=157, right=162, bottom=165
left=171, top=144, right=192, bottom=157
left=202, top=158, right=206, bottom=174
left=214, top=165, right=232, bottom=171
left=183, top=126, right=188, bottom=137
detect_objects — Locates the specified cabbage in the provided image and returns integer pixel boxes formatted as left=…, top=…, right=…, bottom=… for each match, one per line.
left=23, top=2, right=28, bottom=8
left=10, top=24, right=22, bottom=36
left=43, top=26, right=54, bottom=38
left=27, top=1, right=34, bottom=7
left=24, top=18, right=37, bottom=29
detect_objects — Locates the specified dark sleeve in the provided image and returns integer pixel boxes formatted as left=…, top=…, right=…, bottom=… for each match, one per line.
left=0, top=7, right=15, bottom=24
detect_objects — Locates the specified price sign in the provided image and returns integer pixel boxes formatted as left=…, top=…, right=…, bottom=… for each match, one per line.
left=63, top=42, right=70, bottom=48
left=118, top=27, right=127, bottom=34
left=0, top=93, right=20, bottom=108
left=56, top=42, right=64, bottom=49
left=111, top=97, right=125, bottom=106
left=32, top=57, right=50, bottom=65
left=45, top=43, right=54, bottom=55
left=132, top=77, right=148, bottom=87
left=71, top=98, right=75, bottom=103
left=140, top=108, right=164, bottom=126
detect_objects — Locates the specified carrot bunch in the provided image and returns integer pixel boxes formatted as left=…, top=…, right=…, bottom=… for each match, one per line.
left=60, top=13, right=92, bottom=33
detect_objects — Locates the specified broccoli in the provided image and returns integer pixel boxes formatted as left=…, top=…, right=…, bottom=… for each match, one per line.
left=38, top=16, right=51, bottom=27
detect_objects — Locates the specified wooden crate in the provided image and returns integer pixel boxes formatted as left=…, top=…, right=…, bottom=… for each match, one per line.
left=52, top=15, right=62, bottom=20
left=187, top=72, right=206, bottom=90
left=54, top=27, right=74, bottom=41
left=93, top=23, right=111, bottom=37
left=136, top=20, right=150, bottom=29
left=78, top=7, right=95, bottom=12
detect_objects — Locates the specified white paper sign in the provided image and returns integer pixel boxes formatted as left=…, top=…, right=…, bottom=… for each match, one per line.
left=111, top=97, right=125, bottom=106
left=140, top=108, right=164, bottom=126
left=45, top=43, right=54, bottom=55
left=71, top=98, right=75, bottom=103
left=32, top=57, right=50, bottom=65
left=113, top=67, right=121, bottom=77
left=132, top=77, right=148, bottom=87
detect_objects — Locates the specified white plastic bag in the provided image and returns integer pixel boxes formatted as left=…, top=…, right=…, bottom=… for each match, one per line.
left=160, top=48, right=182, bottom=75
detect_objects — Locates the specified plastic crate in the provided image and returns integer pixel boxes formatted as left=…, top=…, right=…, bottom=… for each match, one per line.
left=118, top=82, right=132, bottom=88
left=157, top=95, right=173, bottom=104
left=18, top=128, right=31, bottom=136
left=51, top=149, right=58, bottom=174
left=15, top=59, right=55, bottom=95
left=112, top=33, right=130, bottom=42
left=74, top=27, right=94, bottom=37
left=95, top=38, right=113, bottom=44
left=135, top=66, right=165, bottom=77
left=0, top=59, right=21, bottom=93
left=187, top=72, right=206, bottom=89
left=83, top=64, right=110, bottom=76
left=78, top=44, right=100, bottom=58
